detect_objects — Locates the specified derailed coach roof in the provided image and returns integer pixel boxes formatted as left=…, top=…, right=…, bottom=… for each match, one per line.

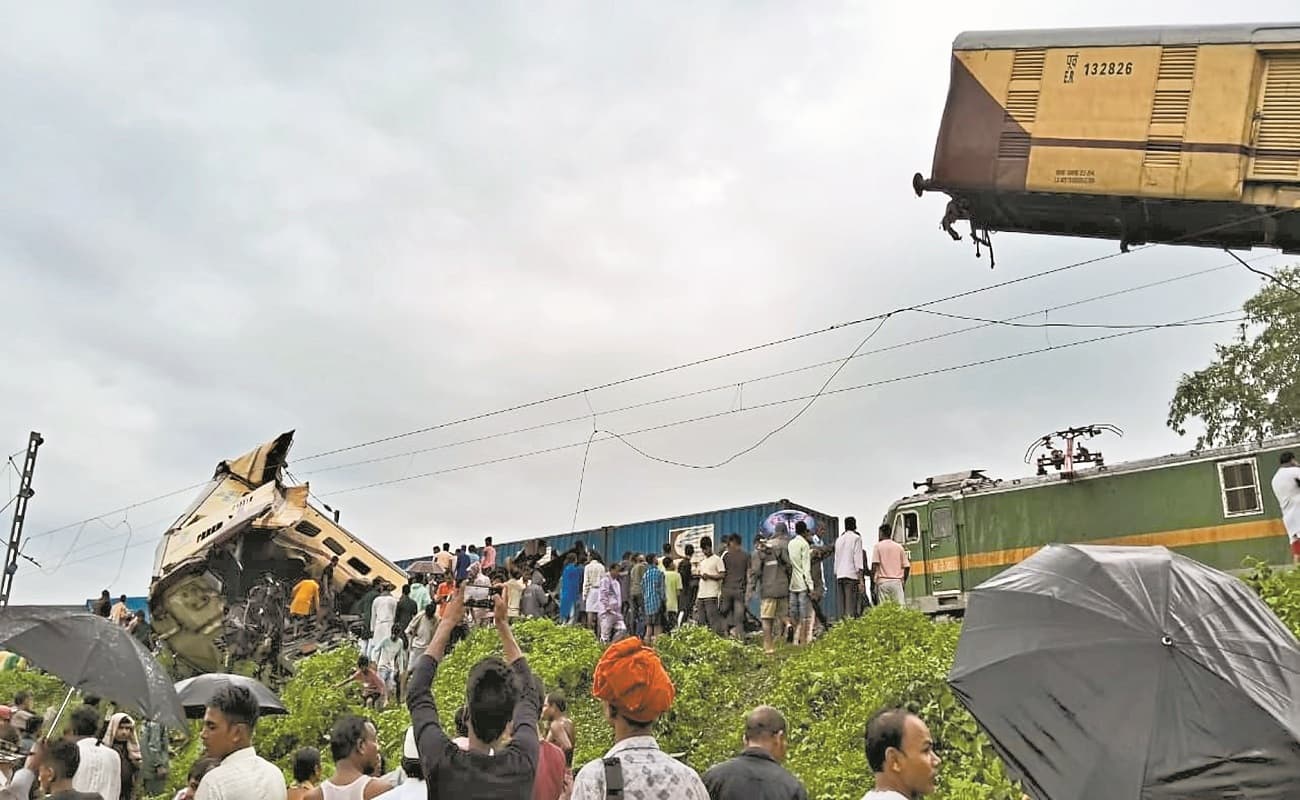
left=953, top=22, right=1300, bottom=51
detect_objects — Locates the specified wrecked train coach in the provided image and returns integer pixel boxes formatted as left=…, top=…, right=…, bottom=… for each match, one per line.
left=148, top=431, right=407, bottom=683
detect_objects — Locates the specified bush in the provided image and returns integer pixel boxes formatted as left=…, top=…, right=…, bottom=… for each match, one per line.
left=1244, top=561, right=1300, bottom=638
left=768, top=605, right=1018, bottom=800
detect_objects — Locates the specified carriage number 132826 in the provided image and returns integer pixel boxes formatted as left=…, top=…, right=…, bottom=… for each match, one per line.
left=1084, top=61, right=1133, bottom=76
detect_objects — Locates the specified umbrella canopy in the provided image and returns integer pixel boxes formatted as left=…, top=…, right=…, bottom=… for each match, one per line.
left=948, top=544, right=1300, bottom=800
left=0, top=607, right=186, bottom=728
left=405, top=560, right=437, bottom=575
left=174, top=673, right=287, bottom=720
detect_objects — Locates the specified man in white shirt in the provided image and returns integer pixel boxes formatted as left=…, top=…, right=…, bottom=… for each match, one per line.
left=695, top=538, right=726, bottom=636
left=861, top=708, right=940, bottom=800
left=370, top=584, right=398, bottom=660
left=386, top=727, right=427, bottom=799
left=834, top=517, right=867, bottom=620
left=1269, top=451, right=1300, bottom=565
left=196, top=685, right=287, bottom=800
left=68, top=706, right=119, bottom=800
left=786, top=523, right=815, bottom=645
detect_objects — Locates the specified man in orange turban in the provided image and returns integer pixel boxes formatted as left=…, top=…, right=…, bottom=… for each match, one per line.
left=570, top=638, right=708, bottom=800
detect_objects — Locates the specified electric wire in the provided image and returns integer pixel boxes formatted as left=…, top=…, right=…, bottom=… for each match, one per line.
left=301, top=255, right=1277, bottom=478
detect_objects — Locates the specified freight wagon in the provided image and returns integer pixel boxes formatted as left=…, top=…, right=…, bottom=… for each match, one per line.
left=913, top=22, right=1300, bottom=261
left=885, top=433, right=1295, bottom=615
left=495, top=499, right=842, bottom=620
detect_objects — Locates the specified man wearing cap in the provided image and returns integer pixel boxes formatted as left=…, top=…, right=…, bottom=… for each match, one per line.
left=571, top=637, right=708, bottom=799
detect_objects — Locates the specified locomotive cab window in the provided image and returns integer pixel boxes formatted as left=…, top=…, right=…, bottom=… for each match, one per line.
left=931, top=507, right=955, bottom=540
left=893, top=510, right=922, bottom=544
left=1217, top=459, right=1263, bottom=517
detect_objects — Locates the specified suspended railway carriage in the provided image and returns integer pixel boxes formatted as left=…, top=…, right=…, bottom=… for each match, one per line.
left=913, top=23, right=1300, bottom=259
left=885, top=436, right=1296, bottom=616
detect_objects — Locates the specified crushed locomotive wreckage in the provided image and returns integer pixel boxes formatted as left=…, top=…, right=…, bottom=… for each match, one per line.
left=148, top=431, right=407, bottom=684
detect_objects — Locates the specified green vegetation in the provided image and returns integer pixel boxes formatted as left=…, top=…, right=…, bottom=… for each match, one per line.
left=33, top=568, right=1300, bottom=799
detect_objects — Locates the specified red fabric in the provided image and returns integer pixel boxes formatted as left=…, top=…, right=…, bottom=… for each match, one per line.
left=531, top=741, right=568, bottom=800
left=591, top=636, right=675, bottom=723
left=1291, top=538, right=1300, bottom=557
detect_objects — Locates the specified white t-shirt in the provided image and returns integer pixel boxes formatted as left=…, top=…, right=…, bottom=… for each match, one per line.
left=386, top=780, right=427, bottom=799
left=1270, top=465, right=1300, bottom=542
left=862, top=791, right=908, bottom=800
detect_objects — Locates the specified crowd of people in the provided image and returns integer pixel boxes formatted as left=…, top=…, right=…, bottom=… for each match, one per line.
left=0, top=693, right=171, bottom=800
left=160, top=585, right=942, bottom=800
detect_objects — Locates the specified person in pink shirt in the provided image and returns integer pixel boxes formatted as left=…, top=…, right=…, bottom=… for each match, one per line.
left=870, top=525, right=911, bottom=606
left=481, top=537, right=497, bottom=570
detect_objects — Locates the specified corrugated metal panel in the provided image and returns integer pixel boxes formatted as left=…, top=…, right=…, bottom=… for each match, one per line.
left=496, top=499, right=845, bottom=619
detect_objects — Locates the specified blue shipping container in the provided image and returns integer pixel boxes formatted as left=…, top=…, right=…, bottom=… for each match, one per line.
left=496, top=498, right=843, bottom=620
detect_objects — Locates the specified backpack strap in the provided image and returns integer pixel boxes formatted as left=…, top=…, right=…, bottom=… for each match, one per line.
left=603, top=756, right=624, bottom=799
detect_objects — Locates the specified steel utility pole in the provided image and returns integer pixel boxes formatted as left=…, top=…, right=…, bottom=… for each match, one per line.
left=2, top=432, right=43, bottom=607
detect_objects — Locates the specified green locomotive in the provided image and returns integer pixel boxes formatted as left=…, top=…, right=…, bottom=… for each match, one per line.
left=883, top=427, right=1294, bottom=615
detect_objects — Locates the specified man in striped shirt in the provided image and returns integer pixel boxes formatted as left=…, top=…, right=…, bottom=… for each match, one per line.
left=641, top=556, right=666, bottom=645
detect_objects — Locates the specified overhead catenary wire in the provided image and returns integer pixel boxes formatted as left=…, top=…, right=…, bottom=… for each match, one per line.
left=315, top=306, right=1244, bottom=498
left=301, top=254, right=1278, bottom=478
left=293, top=212, right=1289, bottom=466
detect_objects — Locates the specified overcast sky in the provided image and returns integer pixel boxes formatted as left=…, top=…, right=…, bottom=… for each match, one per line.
left=4, top=2, right=1296, bottom=604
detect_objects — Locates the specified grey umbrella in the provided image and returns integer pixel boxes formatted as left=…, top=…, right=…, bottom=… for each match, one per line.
left=948, top=544, right=1300, bottom=800
left=174, top=673, right=287, bottom=719
left=0, top=606, right=186, bottom=728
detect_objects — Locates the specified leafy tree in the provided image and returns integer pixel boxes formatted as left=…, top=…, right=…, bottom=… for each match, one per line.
left=1167, top=267, right=1300, bottom=449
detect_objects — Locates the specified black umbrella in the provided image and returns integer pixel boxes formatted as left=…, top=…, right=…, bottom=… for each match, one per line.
left=948, top=544, right=1300, bottom=800
left=174, top=673, right=287, bottom=719
left=0, top=607, right=186, bottom=728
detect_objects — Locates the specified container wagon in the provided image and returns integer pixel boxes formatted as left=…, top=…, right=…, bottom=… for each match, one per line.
left=495, top=499, right=842, bottom=620
left=913, top=23, right=1300, bottom=262
left=883, top=433, right=1295, bottom=615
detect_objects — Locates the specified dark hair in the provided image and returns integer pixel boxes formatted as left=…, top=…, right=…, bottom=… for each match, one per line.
left=845, top=516, right=857, bottom=530
left=744, top=706, right=787, bottom=740
left=329, top=715, right=370, bottom=762
left=402, top=584, right=411, bottom=595
left=454, top=706, right=470, bottom=738
left=119, top=595, right=127, bottom=603
left=47, top=739, right=81, bottom=780
left=466, top=657, right=517, bottom=743
left=700, top=536, right=712, bottom=549
left=12, top=692, right=29, bottom=707
left=1282, top=451, right=1296, bottom=465
left=189, top=757, right=219, bottom=783
left=209, top=684, right=260, bottom=730
left=485, top=537, right=493, bottom=546
left=545, top=691, right=567, bottom=713
left=292, top=747, right=321, bottom=782
left=879, top=524, right=892, bottom=539
left=795, top=521, right=808, bottom=535
left=69, top=706, right=100, bottom=738
left=357, top=655, right=371, bottom=669
left=443, top=542, right=451, bottom=551
left=663, top=556, right=675, bottom=569
left=684, top=544, right=695, bottom=556
left=81, top=695, right=99, bottom=707
left=865, top=708, right=911, bottom=772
